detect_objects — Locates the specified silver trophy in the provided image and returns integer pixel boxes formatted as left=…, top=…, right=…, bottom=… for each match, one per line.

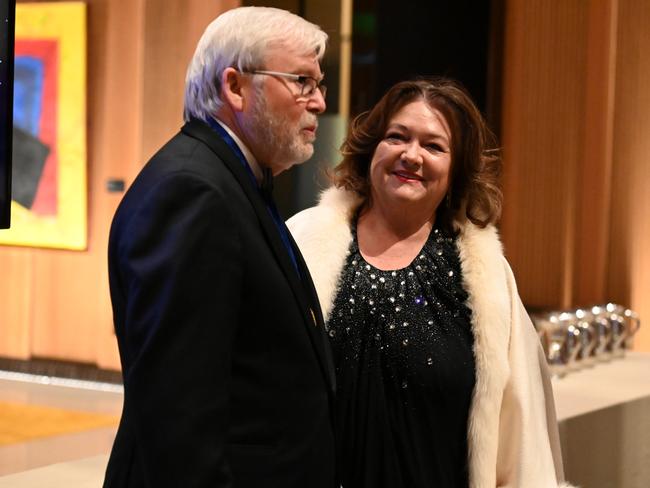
left=531, top=303, right=640, bottom=375
left=535, top=312, right=582, bottom=377
left=574, top=309, right=599, bottom=366
left=623, top=308, right=641, bottom=349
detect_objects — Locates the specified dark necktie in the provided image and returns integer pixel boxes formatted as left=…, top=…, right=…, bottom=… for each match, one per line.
left=260, top=167, right=274, bottom=203
left=260, top=167, right=300, bottom=274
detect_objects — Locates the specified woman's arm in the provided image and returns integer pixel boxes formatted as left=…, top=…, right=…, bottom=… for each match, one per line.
left=495, top=258, right=575, bottom=487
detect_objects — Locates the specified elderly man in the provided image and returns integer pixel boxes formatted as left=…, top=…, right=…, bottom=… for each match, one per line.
left=103, top=7, right=335, bottom=488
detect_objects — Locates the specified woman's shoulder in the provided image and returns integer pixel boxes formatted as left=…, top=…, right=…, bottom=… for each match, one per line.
left=456, top=221, right=503, bottom=259
left=456, top=222, right=523, bottom=294
left=455, top=221, right=508, bottom=282
left=287, top=186, right=361, bottom=235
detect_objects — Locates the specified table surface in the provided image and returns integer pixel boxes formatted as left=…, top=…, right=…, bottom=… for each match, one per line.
left=552, top=351, right=650, bottom=421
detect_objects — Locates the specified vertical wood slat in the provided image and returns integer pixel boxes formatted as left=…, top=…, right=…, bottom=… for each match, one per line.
left=0, top=250, right=32, bottom=359
left=89, top=0, right=147, bottom=369
left=338, top=0, right=353, bottom=122
left=608, top=0, right=650, bottom=351
left=140, top=0, right=238, bottom=164
left=573, top=0, right=618, bottom=306
left=501, top=0, right=590, bottom=310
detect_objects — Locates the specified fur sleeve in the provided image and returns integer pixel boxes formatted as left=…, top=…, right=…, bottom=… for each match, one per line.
left=495, top=258, right=576, bottom=487
left=457, top=223, right=574, bottom=487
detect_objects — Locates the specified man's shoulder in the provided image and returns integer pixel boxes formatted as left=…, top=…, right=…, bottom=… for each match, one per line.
left=131, top=126, right=234, bottom=191
left=150, top=126, right=224, bottom=170
left=110, top=127, right=242, bottom=228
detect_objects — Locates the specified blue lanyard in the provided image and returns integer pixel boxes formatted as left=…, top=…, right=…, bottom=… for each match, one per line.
left=207, top=118, right=258, bottom=188
left=206, top=118, right=299, bottom=274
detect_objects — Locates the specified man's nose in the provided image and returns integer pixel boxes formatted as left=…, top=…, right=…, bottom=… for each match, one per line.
left=307, top=89, right=326, bottom=114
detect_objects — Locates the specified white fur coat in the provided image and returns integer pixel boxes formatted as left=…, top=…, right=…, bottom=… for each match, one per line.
left=287, top=187, right=574, bottom=488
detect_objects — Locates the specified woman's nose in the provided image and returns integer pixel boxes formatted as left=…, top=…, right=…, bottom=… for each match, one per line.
left=401, top=142, right=423, bottom=165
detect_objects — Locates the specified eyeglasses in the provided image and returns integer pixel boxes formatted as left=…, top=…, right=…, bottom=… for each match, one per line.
left=247, top=70, right=327, bottom=100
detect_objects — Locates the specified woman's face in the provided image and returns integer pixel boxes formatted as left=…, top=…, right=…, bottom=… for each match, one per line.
left=368, top=100, right=452, bottom=216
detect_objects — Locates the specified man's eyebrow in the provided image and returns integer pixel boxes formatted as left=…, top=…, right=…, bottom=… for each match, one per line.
left=293, top=67, right=324, bottom=79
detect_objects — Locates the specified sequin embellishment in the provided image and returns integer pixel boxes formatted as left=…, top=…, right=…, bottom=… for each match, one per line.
left=327, top=224, right=473, bottom=395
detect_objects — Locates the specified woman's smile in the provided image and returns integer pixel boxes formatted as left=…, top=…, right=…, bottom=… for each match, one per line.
left=392, top=170, right=425, bottom=183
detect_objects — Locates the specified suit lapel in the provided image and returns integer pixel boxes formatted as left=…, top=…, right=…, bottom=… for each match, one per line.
left=288, top=231, right=336, bottom=393
left=181, top=120, right=336, bottom=393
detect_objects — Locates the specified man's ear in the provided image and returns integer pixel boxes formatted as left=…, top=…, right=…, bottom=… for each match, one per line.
left=221, top=67, right=246, bottom=112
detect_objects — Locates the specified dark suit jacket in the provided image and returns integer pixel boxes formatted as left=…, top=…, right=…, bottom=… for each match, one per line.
left=103, top=119, right=336, bottom=488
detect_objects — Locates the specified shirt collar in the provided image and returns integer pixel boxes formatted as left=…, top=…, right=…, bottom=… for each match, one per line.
left=212, top=117, right=263, bottom=184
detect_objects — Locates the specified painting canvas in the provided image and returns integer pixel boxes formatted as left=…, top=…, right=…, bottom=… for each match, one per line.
left=0, top=2, right=86, bottom=250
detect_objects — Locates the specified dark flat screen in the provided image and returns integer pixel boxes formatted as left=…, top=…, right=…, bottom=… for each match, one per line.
left=0, top=0, right=16, bottom=229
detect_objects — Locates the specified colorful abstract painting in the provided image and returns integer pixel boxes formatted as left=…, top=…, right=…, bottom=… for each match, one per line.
left=0, top=2, right=86, bottom=250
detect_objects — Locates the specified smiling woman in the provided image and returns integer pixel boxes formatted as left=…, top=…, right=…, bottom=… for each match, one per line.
left=365, top=100, right=452, bottom=267
left=332, top=78, right=501, bottom=234
left=288, top=78, right=575, bottom=488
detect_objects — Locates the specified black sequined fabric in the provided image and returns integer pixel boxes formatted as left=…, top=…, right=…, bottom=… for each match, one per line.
left=328, top=223, right=475, bottom=488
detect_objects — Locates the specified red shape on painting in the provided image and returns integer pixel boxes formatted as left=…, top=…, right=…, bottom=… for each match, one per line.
left=15, top=40, right=59, bottom=216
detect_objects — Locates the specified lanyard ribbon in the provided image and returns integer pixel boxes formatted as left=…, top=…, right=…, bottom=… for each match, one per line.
left=207, top=118, right=300, bottom=274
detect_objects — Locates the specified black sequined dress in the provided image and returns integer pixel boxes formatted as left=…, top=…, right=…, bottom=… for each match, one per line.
left=327, top=223, right=476, bottom=488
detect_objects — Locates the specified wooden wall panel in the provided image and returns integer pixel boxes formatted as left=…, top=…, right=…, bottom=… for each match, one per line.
left=88, top=0, right=147, bottom=369
left=29, top=0, right=146, bottom=369
left=141, top=0, right=238, bottom=162
left=0, top=250, right=32, bottom=359
left=501, top=0, right=589, bottom=309
left=501, top=0, right=649, bottom=351
left=31, top=251, right=102, bottom=363
left=608, top=0, right=650, bottom=351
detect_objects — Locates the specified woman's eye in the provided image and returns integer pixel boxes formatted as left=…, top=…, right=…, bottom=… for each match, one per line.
left=385, top=132, right=406, bottom=142
left=426, top=143, right=445, bottom=153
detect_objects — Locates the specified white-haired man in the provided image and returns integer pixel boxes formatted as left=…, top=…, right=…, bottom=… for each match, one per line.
left=104, top=7, right=335, bottom=488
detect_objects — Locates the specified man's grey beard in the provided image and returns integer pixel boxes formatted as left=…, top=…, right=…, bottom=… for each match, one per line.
left=249, top=90, right=315, bottom=169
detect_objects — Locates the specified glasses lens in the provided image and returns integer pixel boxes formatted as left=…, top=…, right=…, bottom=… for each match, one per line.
left=300, top=79, right=326, bottom=99
left=300, top=78, right=317, bottom=97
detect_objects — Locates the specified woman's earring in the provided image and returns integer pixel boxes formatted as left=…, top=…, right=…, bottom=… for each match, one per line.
left=446, top=192, right=452, bottom=208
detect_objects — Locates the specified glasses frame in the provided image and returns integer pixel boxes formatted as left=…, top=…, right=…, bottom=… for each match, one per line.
left=247, top=69, right=327, bottom=100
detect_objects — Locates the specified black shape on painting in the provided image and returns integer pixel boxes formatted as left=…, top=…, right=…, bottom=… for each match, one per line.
left=12, top=126, right=50, bottom=210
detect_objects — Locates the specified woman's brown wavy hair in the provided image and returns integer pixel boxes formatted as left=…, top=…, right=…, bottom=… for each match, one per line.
left=331, top=77, right=502, bottom=230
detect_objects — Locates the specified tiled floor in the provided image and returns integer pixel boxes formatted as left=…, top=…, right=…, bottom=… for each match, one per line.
left=0, top=376, right=123, bottom=478
left=2, top=355, right=649, bottom=487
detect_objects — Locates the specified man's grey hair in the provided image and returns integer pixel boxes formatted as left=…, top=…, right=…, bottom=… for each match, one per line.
left=183, top=7, right=328, bottom=122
